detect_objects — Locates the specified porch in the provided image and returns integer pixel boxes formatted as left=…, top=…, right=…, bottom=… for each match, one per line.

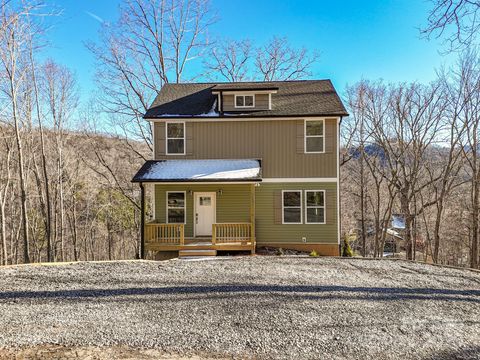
left=144, top=222, right=255, bottom=253
left=132, top=159, right=262, bottom=258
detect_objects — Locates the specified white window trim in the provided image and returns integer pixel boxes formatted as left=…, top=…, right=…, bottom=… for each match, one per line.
left=304, top=119, right=325, bottom=154
left=165, top=121, right=186, bottom=155
left=234, top=94, right=255, bottom=109
left=281, top=190, right=303, bottom=224
left=166, top=191, right=186, bottom=224
left=305, top=190, right=326, bottom=224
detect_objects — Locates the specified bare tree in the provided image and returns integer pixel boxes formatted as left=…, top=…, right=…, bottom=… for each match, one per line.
left=454, top=51, right=480, bottom=268
left=255, top=37, right=320, bottom=81
left=42, top=60, right=78, bottom=261
left=422, top=0, right=480, bottom=50
left=204, top=39, right=251, bottom=81
left=88, top=0, right=215, bottom=149
left=0, top=1, right=40, bottom=263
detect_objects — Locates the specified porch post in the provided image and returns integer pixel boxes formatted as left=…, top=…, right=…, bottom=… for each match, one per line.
left=250, top=183, right=256, bottom=254
left=140, top=182, right=145, bottom=259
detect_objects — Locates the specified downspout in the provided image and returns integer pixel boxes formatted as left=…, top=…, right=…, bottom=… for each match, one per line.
left=338, top=116, right=343, bottom=256
left=140, top=182, right=145, bottom=259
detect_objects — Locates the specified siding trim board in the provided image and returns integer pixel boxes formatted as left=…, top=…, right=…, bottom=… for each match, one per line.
left=146, top=116, right=341, bottom=123
left=262, top=178, right=338, bottom=183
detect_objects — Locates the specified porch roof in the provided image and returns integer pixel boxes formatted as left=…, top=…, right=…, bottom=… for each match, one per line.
left=132, top=159, right=262, bottom=183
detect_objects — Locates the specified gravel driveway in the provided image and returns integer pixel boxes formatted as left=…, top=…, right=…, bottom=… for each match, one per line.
left=0, top=257, right=479, bottom=359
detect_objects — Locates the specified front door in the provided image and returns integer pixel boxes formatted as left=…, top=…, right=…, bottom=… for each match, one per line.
left=194, top=192, right=216, bottom=236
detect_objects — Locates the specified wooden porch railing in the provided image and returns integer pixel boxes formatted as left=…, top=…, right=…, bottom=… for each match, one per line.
left=212, top=223, right=252, bottom=244
left=145, top=223, right=185, bottom=245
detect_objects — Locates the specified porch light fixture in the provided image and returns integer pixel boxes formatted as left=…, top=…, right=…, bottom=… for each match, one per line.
left=188, top=190, right=193, bottom=195
left=217, top=189, right=223, bottom=195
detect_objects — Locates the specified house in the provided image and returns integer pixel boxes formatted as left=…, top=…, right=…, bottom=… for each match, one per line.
left=132, top=80, right=348, bottom=258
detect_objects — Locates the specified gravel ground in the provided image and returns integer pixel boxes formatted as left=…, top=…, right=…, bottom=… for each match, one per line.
left=0, top=257, right=479, bottom=360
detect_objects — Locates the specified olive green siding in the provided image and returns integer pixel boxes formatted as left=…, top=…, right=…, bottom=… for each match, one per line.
left=154, top=118, right=338, bottom=178
left=154, top=182, right=338, bottom=244
left=222, top=94, right=270, bottom=112
left=255, top=182, right=338, bottom=245
left=154, top=184, right=252, bottom=238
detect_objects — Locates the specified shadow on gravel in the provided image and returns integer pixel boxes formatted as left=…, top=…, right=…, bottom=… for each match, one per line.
left=424, top=346, right=480, bottom=360
left=0, top=285, right=479, bottom=303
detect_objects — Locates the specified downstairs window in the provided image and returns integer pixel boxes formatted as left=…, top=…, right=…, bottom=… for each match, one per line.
left=282, top=190, right=302, bottom=224
left=305, top=190, right=325, bottom=224
left=167, top=192, right=186, bottom=223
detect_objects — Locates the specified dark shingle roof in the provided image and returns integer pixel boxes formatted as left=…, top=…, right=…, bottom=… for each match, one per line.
left=144, top=80, right=348, bottom=118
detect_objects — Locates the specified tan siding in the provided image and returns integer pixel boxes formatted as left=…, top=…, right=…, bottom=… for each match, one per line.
left=222, top=94, right=269, bottom=112
left=325, top=119, right=335, bottom=153
left=153, top=118, right=338, bottom=178
left=185, top=122, right=194, bottom=156
left=155, top=122, right=166, bottom=158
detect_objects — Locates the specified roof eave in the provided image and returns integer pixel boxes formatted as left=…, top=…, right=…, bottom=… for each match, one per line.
left=132, top=178, right=263, bottom=183
left=143, top=112, right=349, bottom=120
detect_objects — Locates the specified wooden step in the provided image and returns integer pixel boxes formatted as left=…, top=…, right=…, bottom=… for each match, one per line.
left=179, top=249, right=217, bottom=258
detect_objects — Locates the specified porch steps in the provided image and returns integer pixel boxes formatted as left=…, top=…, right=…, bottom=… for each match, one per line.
left=179, top=249, right=217, bottom=258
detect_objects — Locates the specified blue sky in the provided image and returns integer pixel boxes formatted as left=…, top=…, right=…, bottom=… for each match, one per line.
left=42, top=0, right=454, bottom=102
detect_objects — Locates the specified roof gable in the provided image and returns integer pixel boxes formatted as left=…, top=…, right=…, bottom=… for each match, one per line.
left=144, top=80, right=348, bottom=118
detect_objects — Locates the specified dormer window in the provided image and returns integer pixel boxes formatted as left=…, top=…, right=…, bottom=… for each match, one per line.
left=235, top=94, right=255, bottom=108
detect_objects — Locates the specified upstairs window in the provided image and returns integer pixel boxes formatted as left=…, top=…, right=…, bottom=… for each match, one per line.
left=282, top=190, right=302, bottom=224
left=166, top=122, right=185, bottom=155
left=305, top=190, right=325, bottom=224
left=235, top=94, right=255, bottom=108
left=305, top=120, right=324, bottom=153
left=167, top=192, right=186, bottom=223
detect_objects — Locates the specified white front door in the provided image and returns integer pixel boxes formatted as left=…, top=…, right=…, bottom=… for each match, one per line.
left=194, top=192, right=216, bottom=236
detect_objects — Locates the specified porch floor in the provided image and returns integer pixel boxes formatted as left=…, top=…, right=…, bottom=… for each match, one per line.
left=146, top=238, right=254, bottom=253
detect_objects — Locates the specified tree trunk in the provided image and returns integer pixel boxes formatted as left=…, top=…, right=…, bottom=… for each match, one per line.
left=400, top=192, right=413, bottom=260
left=471, top=169, right=479, bottom=268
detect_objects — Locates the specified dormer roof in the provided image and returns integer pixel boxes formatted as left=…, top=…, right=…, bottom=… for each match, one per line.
left=144, top=80, right=348, bottom=119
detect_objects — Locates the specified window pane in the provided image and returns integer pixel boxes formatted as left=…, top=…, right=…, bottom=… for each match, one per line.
left=236, top=96, right=244, bottom=107
left=167, top=139, right=184, bottom=154
left=167, top=123, right=184, bottom=138
left=244, top=95, right=254, bottom=106
left=306, top=137, right=324, bottom=152
left=168, top=192, right=185, bottom=207
left=200, top=196, right=211, bottom=206
left=168, top=209, right=185, bottom=223
left=306, top=121, right=323, bottom=136
left=283, top=191, right=301, bottom=207
left=284, top=208, right=301, bottom=223
left=307, top=191, right=324, bottom=206
left=307, top=208, right=324, bottom=223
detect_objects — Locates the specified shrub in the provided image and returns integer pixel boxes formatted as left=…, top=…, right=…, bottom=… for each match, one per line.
left=342, top=236, right=353, bottom=257
left=309, top=250, right=319, bottom=257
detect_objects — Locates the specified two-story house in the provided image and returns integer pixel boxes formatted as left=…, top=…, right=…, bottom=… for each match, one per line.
left=132, top=80, right=348, bottom=258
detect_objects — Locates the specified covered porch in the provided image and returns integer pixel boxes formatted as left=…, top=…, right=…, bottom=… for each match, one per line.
left=132, top=159, right=261, bottom=257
